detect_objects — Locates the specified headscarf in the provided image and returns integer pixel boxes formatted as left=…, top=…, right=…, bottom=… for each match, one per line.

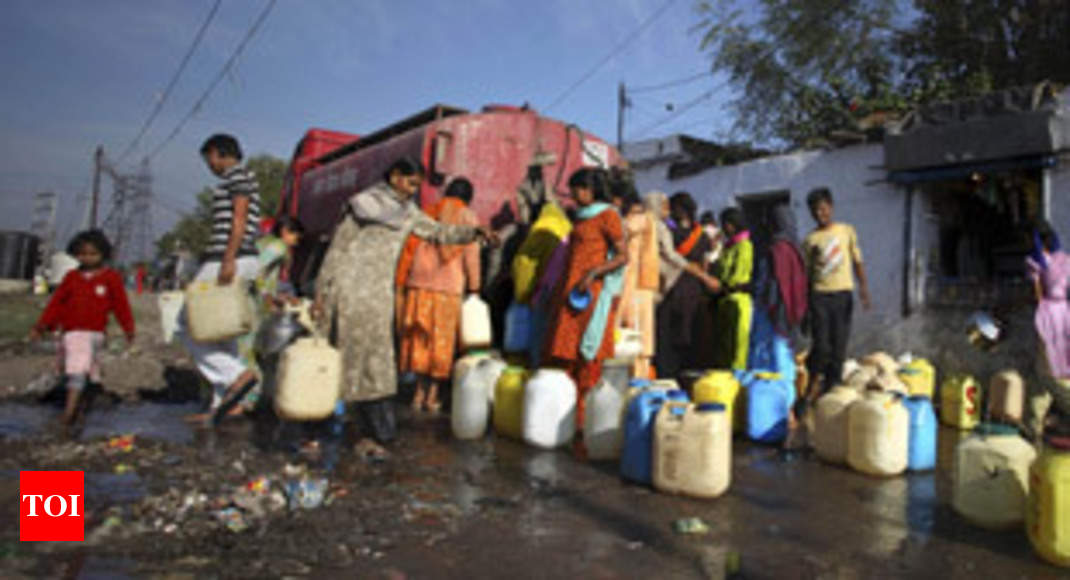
left=767, top=205, right=807, bottom=332
left=350, top=181, right=411, bottom=230
left=770, top=205, right=801, bottom=254
left=1031, top=227, right=1062, bottom=272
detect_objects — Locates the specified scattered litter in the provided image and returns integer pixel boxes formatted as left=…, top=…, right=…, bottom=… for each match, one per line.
left=108, top=435, right=135, bottom=453
left=626, top=541, right=644, bottom=551
left=217, top=507, right=249, bottom=533
left=284, top=478, right=330, bottom=510
left=114, top=463, right=134, bottom=475
left=245, top=476, right=270, bottom=494
left=673, top=517, right=710, bottom=535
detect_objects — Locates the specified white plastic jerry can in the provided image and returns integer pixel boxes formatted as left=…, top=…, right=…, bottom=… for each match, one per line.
left=460, top=295, right=493, bottom=351
left=653, top=402, right=731, bottom=498
left=584, top=378, right=627, bottom=460
left=157, top=291, right=185, bottom=344
left=522, top=369, right=577, bottom=449
left=184, top=281, right=255, bottom=342
left=813, top=386, right=861, bottom=465
left=275, top=335, right=343, bottom=421
left=846, top=390, right=909, bottom=477
left=452, top=355, right=500, bottom=440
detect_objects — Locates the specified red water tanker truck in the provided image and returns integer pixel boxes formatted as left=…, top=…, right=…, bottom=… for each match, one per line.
left=279, top=103, right=622, bottom=292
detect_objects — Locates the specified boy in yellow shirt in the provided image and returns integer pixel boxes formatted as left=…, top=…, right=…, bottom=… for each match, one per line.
left=803, top=188, right=871, bottom=398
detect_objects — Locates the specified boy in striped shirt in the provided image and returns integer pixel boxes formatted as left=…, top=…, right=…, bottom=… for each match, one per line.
left=178, top=133, right=262, bottom=424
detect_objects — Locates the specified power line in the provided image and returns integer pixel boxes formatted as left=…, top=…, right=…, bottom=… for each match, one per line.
left=116, top=0, right=222, bottom=164
left=628, top=0, right=856, bottom=142
left=545, top=0, right=679, bottom=112
left=147, top=0, right=278, bottom=161
left=630, top=88, right=722, bottom=139
left=628, top=71, right=713, bottom=94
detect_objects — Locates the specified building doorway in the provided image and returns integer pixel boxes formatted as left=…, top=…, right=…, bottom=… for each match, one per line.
left=737, top=191, right=791, bottom=256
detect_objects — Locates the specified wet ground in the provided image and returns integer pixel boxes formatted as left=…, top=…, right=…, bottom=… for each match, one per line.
left=0, top=395, right=1064, bottom=579
left=0, top=295, right=1064, bottom=579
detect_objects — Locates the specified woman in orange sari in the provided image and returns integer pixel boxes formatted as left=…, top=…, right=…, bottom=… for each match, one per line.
left=544, top=168, right=627, bottom=451
left=397, top=178, right=482, bottom=414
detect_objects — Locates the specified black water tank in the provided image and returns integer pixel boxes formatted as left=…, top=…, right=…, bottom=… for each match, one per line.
left=0, top=231, right=40, bottom=280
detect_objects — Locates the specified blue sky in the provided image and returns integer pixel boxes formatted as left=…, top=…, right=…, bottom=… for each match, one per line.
left=0, top=0, right=736, bottom=243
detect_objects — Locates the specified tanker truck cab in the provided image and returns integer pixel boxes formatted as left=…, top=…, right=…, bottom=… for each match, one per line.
left=281, top=104, right=620, bottom=298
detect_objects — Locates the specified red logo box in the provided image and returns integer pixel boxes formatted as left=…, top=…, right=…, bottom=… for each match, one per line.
left=20, top=471, right=84, bottom=542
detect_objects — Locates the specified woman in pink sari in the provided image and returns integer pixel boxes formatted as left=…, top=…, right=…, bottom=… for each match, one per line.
left=1028, top=222, right=1070, bottom=435
left=1029, top=224, right=1070, bottom=377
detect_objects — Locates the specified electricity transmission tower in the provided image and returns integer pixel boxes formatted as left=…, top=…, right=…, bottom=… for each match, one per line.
left=92, top=147, right=155, bottom=266
left=31, top=191, right=57, bottom=271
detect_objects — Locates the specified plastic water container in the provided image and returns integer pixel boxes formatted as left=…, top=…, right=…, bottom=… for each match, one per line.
left=602, top=358, right=633, bottom=393
left=653, top=402, right=731, bottom=498
left=847, top=390, right=909, bottom=476
left=157, top=291, right=185, bottom=344
left=621, top=389, right=687, bottom=485
left=988, top=370, right=1025, bottom=424
left=861, top=352, right=899, bottom=377
left=1027, top=436, right=1070, bottom=567
left=745, top=375, right=795, bottom=443
left=952, top=423, right=1036, bottom=529
left=748, top=308, right=796, bottom=379
left=903, top=396, right=937, bottom=471
left=941, top=374, right=982, bottom=430
left=452, top=355, right=499, bottom=440
left=451, top=351, right=491, bottom=394
left=897, top=358, right=936, bottom=398
left=841, top=359, right=861, bottom=382
left=460, top=295, right=493, bottom=351
left=503, top=302, right=532, bottom=353
left=693, top=371, right=741, bottom=427
left=845, top=365, right=878, bottom=392
left=481, top=358, right=508, bottom=406
left=275, top=336, right=342, bottom=421
left=493, top=367, right=528, bottom=440
left=522, top=369, right=577, bottom=449
left=813, top=386, right=861, bottom=465
left=184, top=281, right=255, bottom=342
left=48, top=251, right=79, bottom=287
left=584, top=378, right=627, bottom=460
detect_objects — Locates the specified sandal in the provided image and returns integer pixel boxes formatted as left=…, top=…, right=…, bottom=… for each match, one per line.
left=212, top=379, right=259, bottom=426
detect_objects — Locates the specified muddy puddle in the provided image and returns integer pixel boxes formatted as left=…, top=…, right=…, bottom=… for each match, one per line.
left=0, top=399, right=1063, bottom=578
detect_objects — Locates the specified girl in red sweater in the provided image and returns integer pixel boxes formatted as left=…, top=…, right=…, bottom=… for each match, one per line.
left=31, top=230, right=135, bottom=426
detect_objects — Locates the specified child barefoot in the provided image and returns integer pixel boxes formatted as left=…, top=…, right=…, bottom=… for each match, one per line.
left=31, top=230, right=135, bottom=426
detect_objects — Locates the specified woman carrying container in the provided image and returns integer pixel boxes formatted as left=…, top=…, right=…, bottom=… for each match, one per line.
left=543, top=168, right=628, bottom=455
left=1028, top=222, right=1070, bottom=437
left=751, top=205, right=809, bottom=439
left=396, top=177, right=482, bottom=415
left=314, top=158, right=496, bottom=458
left=711, top=207, right=754, bottom=370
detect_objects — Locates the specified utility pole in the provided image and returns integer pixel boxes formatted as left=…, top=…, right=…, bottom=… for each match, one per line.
left=90, top=146, right=103, bottom=229
left=617, top=82, right=626, bottom=151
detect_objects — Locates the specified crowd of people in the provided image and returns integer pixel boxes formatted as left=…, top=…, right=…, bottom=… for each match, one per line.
left=32, top=131, right=1068, bottom=456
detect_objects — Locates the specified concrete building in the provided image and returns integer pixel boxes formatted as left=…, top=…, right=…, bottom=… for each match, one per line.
left=624, top=84, right=1070, bottom=380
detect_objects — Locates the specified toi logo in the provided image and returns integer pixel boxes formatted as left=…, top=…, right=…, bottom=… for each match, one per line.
left=20, top=471, right=84, bottom=542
